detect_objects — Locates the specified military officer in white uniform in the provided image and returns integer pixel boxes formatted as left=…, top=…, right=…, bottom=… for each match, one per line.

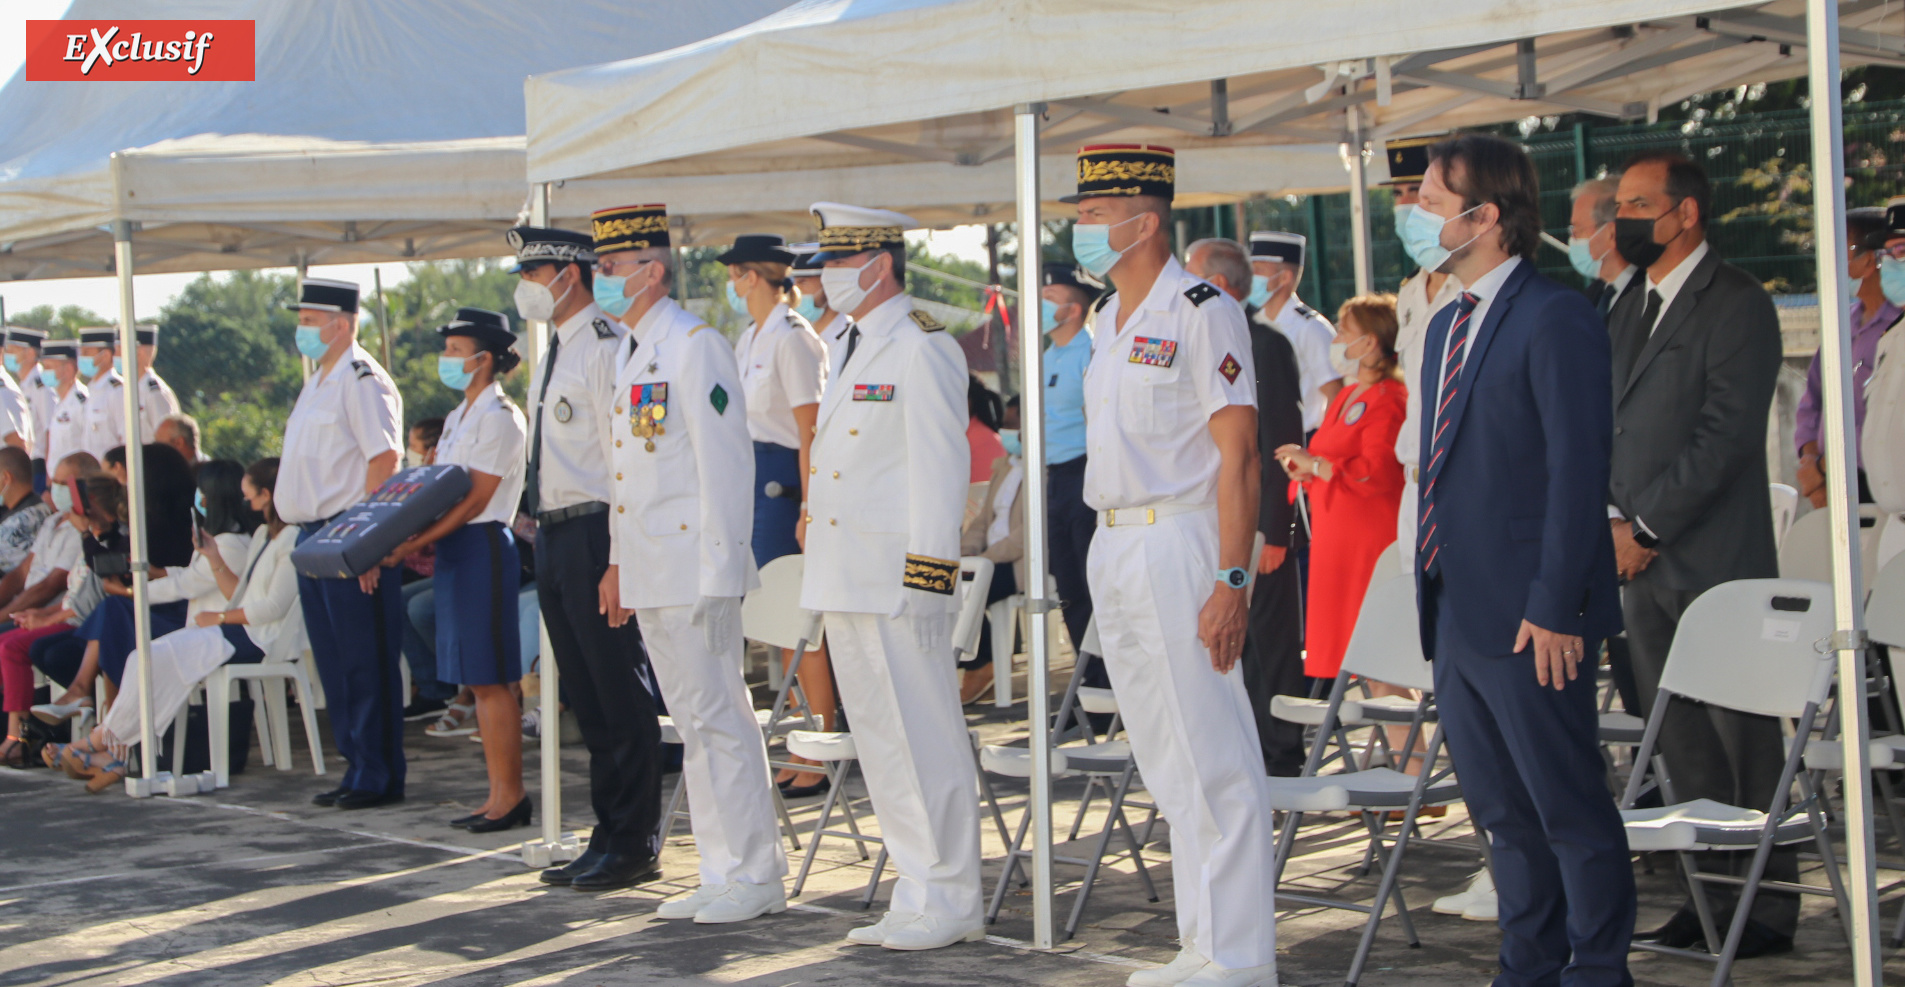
left=1066, top=145, right=1277, bottom=987
left=278, top=277, right=408, bottom=810
left=1247, top=231, right=1337, bottom=435
left=131, top=325, right=181, bottom=441
left=598, top=210, right=787, bottom=923
left=514, top=218, right=666, bottom=893
left=0, top=341, right=31, bottom=456
left=4, top=327, right=46, bottom=459
left=75, top=327, right=128, bottom=461
left=800, top=202, right=982, bottom=951
left=39, top=341, right=87, bottom=472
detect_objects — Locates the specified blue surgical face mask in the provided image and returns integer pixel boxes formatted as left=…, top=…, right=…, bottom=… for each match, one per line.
left=437, top=355, right=475, bottom=391
left=1071, top=214, right=1145, bottom=277
left=593, top=272, right=632, bottom=317
left=726, top=280, right=751, bottom=317
left=1246, top=274, right=1273, bottom=309
left=39, top=368, right=56, bottom=388
left=1881, top=255, right=1905, bottom=307
left=49, top=484, right=72, bottom=515
left=1400, top=202, right=1482, bottom=272
left=1039, top=298, right=1061, bottom=333
left=114, top=356, right=126, bottom=376
left=294, top=326, right=329, bottom=360
left=3, top=354, right=16, bottom=376
left=999, top=428, right=1022, bottom=458
left=1567, top=231, right=1609, bottom=281
left=77, top=355, right=99, bottom=379
left=793, top=295, right=822, bottom=322
left=1392, top=203, right=1414, bottom=235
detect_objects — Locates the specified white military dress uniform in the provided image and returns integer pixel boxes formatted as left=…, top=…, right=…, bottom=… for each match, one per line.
left=43, top=376, right=87, bottom=470
left=277, top=342, right=404, bottom=524
left=607, top=295, right=786, bottom=892
left=1081, top=255, right=1278, bottom=973
left=1267, top=294, right=1337, bottom=433
left=0, top=369, right=33, bottom=452
left=1391, top=267, right=1465, bottom=571
left=801, top=290, right=982, bottom=929
left=23, top=369, right=53, bottom=454
left=78, top=368, right=127, bottom=462
left=136, top=368, right=181, bottom=441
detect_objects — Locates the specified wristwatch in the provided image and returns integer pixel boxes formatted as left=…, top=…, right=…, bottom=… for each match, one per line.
left=1216, top=567, right=1249, bottom=590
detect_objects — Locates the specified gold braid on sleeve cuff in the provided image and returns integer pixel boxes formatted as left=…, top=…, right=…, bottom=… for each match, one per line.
left=902, top=554, right=959, bottom=595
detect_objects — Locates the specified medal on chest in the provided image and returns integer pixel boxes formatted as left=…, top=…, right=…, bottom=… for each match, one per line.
left=630, top=382, right=667, bottom=452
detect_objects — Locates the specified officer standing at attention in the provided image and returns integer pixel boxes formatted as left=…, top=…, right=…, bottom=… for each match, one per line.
left=801, top=202, right=983, bottom=951
left=1247, top=232, right=1336, bottom=435
left=0, top=332, right=32, bottom=456
left=598, top=209, right=789, bottom=924
left=75, top=327, right=127, bottom=462
left=512, top=219, right=665, bottom=892
left=8, top=328, right=50, bottom=467
left=278, top=277, right=407, bottom=810
left=1066, top=145, right=1276, bottom=987
left=39, top=340, right=87, bottom=473
left=132, top=325, right=181, bottom=441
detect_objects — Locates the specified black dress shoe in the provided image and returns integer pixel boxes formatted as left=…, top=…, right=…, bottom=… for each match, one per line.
left=312, top=787, right=350, bottom=807
left=465, top=797, right=533, bottom=834
left=403, top=697, right=449, bottom=721
left=780, top=777, right=831, bottom=799
left=539, top=848, right=606, bottom=886
left=570, top=852, right=662, bottom=891
left=449, top=812, right=485, bottom=829
left=1731, top=919, right=1794, bottom=959
left=335, top=790, right=406, bottom=810
left=1638, top=907, right=1707, bottom=950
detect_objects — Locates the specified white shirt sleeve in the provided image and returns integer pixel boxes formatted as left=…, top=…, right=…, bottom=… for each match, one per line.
left=1190, top=299, right=1259, bottom=419
left=775, top=327, right=827, bottom=409
left=342, top=370, right=403, bottom=463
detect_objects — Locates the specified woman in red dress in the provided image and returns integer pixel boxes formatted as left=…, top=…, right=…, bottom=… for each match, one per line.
left=1276, top=295, right=1406, bottom=679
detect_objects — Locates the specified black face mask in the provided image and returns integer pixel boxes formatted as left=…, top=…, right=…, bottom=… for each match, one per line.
left=1613, top=200, right=1684, bottom=270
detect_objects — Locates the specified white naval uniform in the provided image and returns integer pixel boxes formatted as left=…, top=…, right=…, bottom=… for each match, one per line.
left=137, top=369, right=181, bottom=441
left=801, top=292, right=981, bottom=927
left=78, top=370, right=127, bottom=462
left=23, top=370, right=53, bottom=456
left=1081, top=256, right=1277, bottom=972
left=818, top=311, right=858, bottom=383
left=43, top=382, right=88, bottom=471
left=0, top=370, right=33, bottom=452
left=1391, top=268, right=1465, bottom=572
left=734, top=302, right=827, bottom=447
left=608, top=296, right=784, bottom=890
left=1267, top=294, right=1337, bottom=433
left=276, top=344, right=403, bottom=524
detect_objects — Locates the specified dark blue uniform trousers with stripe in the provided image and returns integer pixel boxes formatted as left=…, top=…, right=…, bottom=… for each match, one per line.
left=298, top=525, right=407, bottom=797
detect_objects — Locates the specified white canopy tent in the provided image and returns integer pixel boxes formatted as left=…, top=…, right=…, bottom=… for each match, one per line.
left=525, top=0, right=1901, bottom=976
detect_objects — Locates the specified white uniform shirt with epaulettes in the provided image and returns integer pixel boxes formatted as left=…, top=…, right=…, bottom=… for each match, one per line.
left=43, top=381, right=87, bottom=468
left=0, top=368, right=33, bottom=451
left=801, top=294, right=968, bottom=616
left=23, top=370, right=53, bottom=454
left=733, top=303, right=827, bottom=449
left=607, top=296, right=758, bottom=609
left=1267, top=294, right=1336, bottom=432
left=1082, top=255, right=1258, bottom=512
left=276, top=344, right=403, bottom=525
left=435, top=381, right=528, bottom=527
left=532, top=302, right=624, bottom=512
left=138, top=369, right=181, bottom=441
left=77, top=370, right=127, bottom=461
left=1391, top=268, right=1464, bottom=477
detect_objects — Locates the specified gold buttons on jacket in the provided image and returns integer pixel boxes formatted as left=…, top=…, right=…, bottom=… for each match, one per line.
left=829, top=518, right=837, bottom=525
left=810, top=466, right=817, bottom=474
left=849, top=428, right=858, bottom=435
left=832, top=471, right=840, bottom=478
left=617, top=506, right=625, bottom=514
left=615, top=439, right=622, bottom=448
left=680, top=523, right=688, bottom=531
left=615, top=472, right=623, bottom=480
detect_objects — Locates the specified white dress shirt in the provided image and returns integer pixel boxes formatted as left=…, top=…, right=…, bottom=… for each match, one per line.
left=1083, top=256, right=1258, bottom=511
left=23, top=370, right=53, bottom=451
left=24, top=512, right=81, bottom=586
left=436, top=382, right=528, bottom=527
left=1643, top=240, right=1710, bottom=334
left=1267, top=294, right=1336, bottom=432
left=78, top=370, right=127, bottom=462
left=733, top=303, right=827, bottom=449
left=530, top=302, right=624, bottom=512
left=148, top=531, right=252, bottom=618
left=1429, top=256, right=1522, bottom=420
left=137, top=369, right=181, bottom=441
left=1393, top=268, right=1466, bottom=475
left=42, top=382, right=87, bottom=473
left=276, top=344, right=403, bottom=525
left=0, top=369, right=32, bottom=451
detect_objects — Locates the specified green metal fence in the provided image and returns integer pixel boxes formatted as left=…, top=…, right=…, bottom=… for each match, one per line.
left=1180, top=98, right=1905, bottom=319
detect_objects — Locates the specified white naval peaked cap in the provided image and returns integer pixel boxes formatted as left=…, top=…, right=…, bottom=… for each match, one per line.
left=1249, top=230, right=1306, bottom=266
left=810, top=202, right=918, bottom=260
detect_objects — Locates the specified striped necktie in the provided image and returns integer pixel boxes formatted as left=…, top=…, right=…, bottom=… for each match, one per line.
left=1419, top=291, right=1480, bottom=576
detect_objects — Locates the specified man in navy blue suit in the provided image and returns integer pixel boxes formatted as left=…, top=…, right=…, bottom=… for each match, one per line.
left=1408, top=134, right=1632, bottom=987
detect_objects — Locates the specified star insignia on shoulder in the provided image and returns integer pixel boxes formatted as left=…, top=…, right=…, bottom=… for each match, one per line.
left=1183, top=283, right=1221, bottom=307
left=908, top=310, right=945, bottom=333
left=592, top=317, right=615, bottom=339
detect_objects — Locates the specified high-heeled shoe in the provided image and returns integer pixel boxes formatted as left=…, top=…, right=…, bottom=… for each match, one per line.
left=449, top=811, right=486, bottom=829
left=85, top=758, right=127, bottom=794
left=464, top=796, right=532, bottom=833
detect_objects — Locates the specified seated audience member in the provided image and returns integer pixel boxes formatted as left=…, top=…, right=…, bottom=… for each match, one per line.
left=0, top=452, right=96, bottom=621
left=1795, top=207, right=1897, bottom=508
left=155, top=413, right=204, bottom=464
left=958, top=395, right=1025, bottom=704
left=967, top=376, right=1006, bottom=485
left=0, top=447, right=51, bottom=576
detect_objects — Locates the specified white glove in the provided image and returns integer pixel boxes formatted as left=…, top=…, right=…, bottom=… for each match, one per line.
left=690, top=596, right=741, bottom=654
left=891, top=588, right=951, bottom=653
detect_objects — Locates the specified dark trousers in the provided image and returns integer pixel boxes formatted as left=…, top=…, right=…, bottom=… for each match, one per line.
left=297, top=524, right=407, bottom=797
left=1428, top=577, right=1635, bottom=987
left=1241, top=555, right=1311, bottom=775
left=1623, top=571, right=1798, bottom=935
left=1047, top=456, right=1107, bottom=690
left=537, top=510, right=663, bottom=858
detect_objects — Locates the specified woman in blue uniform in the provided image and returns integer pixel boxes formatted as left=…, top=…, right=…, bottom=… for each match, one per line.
left=380, top=308, right=530, bottom=833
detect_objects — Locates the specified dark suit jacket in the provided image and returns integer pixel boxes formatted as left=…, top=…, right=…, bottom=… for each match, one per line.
left=1606, top=246, right=1781, bottom=593
left=1248, top=311, right=1305, bottom=549
left=1415, top=261, right=1623, bottom=659
left=1586, top=273, right=1643, bottom=324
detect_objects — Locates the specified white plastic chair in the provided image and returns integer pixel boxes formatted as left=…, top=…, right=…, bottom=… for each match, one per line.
left=1779, top=501, right=1882, bottom=590
left=1768, top=482, right=1799, bottom=546
left=977, top=574, right=1063, bottom=708
left=1619, top=579, right=1850, bottom=986
left=207, top=646, right=326, bottom=789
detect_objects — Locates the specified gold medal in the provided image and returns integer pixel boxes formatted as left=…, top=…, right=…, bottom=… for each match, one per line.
left=644, top=440, right=656, bottom=452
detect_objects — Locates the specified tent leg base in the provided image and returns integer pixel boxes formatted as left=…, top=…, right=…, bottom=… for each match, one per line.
left=522, top=833, right=582, bottom=868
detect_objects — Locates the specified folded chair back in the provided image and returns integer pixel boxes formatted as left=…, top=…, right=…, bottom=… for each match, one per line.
left=1656, top=578, right=1835, bottom=719
left=1340, top=575, right=1432, bottom=692
left=1866, top=554, right=1905, bottom=649
left=742, top=554, right=822, bottom=652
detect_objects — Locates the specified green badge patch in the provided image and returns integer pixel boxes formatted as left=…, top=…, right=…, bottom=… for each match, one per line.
left=710, top=383, right=728, bottom=415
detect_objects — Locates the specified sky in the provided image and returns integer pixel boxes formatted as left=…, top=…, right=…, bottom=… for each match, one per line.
left=0, top=2, right=993, bottom=322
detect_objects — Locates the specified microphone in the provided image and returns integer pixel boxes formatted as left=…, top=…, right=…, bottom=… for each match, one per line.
left=763, top=481, right=801, bottom=500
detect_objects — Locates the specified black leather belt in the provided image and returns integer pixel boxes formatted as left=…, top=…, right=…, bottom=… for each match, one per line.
left=537, top=501, right=609, bottom=525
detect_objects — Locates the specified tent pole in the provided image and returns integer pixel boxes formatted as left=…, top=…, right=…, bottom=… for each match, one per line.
left=1347, top=106, right=1372, bottom=295
left=373, top=268, right=394, bottom=371
left=1014, top=101, right=1056, bottom=950
left=522, top=182, right=573, bottom=868
left=1804, top=1, right=1879, bottom=982
left=110, top=152, right=159, bottom=797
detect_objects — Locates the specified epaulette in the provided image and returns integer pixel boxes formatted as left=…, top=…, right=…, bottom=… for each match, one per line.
left=591, top=317, right=616, bottom=340
left=1091, top=292, right=1116, bottom=315
left=108, top=377, right=122, bottom=388
left=350, top=359, right=374, bottom=380
left=146, top=377, right=162, bottom=390
left=786, top=310, right=812, bottom=331
left=1184, top=283, right=1221, bottom=307
left=1294, top=302, right=1318, bottom=318
left=686, top=324, right=708, bottom=337
left=908, top=310, right=945, bottom=333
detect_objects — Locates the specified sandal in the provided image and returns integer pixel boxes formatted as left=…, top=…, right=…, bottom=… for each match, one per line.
left=425, top=702, right=478, bottom=738
left=59, top=744, right=111, bottom=781
left=41, top=741, right=67, bottom=771
left=85, top=757, right=127, bottom=794
left=0, top=735, right=25, bottom=769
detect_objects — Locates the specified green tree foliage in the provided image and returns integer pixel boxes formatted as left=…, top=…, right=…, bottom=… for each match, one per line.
left=7, top=304, right=108, bottom=334
left=366, top=259, right=528, bottom=424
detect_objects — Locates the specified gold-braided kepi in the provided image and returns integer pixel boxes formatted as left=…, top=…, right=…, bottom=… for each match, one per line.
left=592, top=203, right=671, bottom=254
left=1059, top=144, right=1175, bottom=204
left=810, top=202, right=917, bottom=261
left=1382, top=135, right=1440, bottom=186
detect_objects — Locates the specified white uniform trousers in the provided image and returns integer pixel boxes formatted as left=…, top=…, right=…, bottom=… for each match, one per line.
left=1086, top=508, right=1279, bottom=970
left=822, top=610, right=984, bottom=925
left=1395, top=478, right=1419, bottom=576
left=636, top=604, right=787, bottom=888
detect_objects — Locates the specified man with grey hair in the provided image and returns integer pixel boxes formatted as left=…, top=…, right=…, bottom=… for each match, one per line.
left=155, top=412, right=202, bottom=463
left=1569, top=176, right=1638, bottom=320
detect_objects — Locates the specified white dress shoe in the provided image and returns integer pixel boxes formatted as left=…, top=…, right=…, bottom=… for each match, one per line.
left=1432, top=868, right=1494, bottom=916
left=1462, top=887, right=1498, bottom=922
left=879, top=913, right=985, bottom=950
left=1179, top=961, right=1277, bottom=987
left=656, top=884, right=728, bottom=920
left=1127, top=948, right=1210, bottom=987
left=694, top=881, right=787, bottom=924
left=847, top=911, right=913, bottom=945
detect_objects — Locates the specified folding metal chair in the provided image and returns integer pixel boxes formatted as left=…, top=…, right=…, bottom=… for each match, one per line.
left=1619, top=578, right=1851, bottom=987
